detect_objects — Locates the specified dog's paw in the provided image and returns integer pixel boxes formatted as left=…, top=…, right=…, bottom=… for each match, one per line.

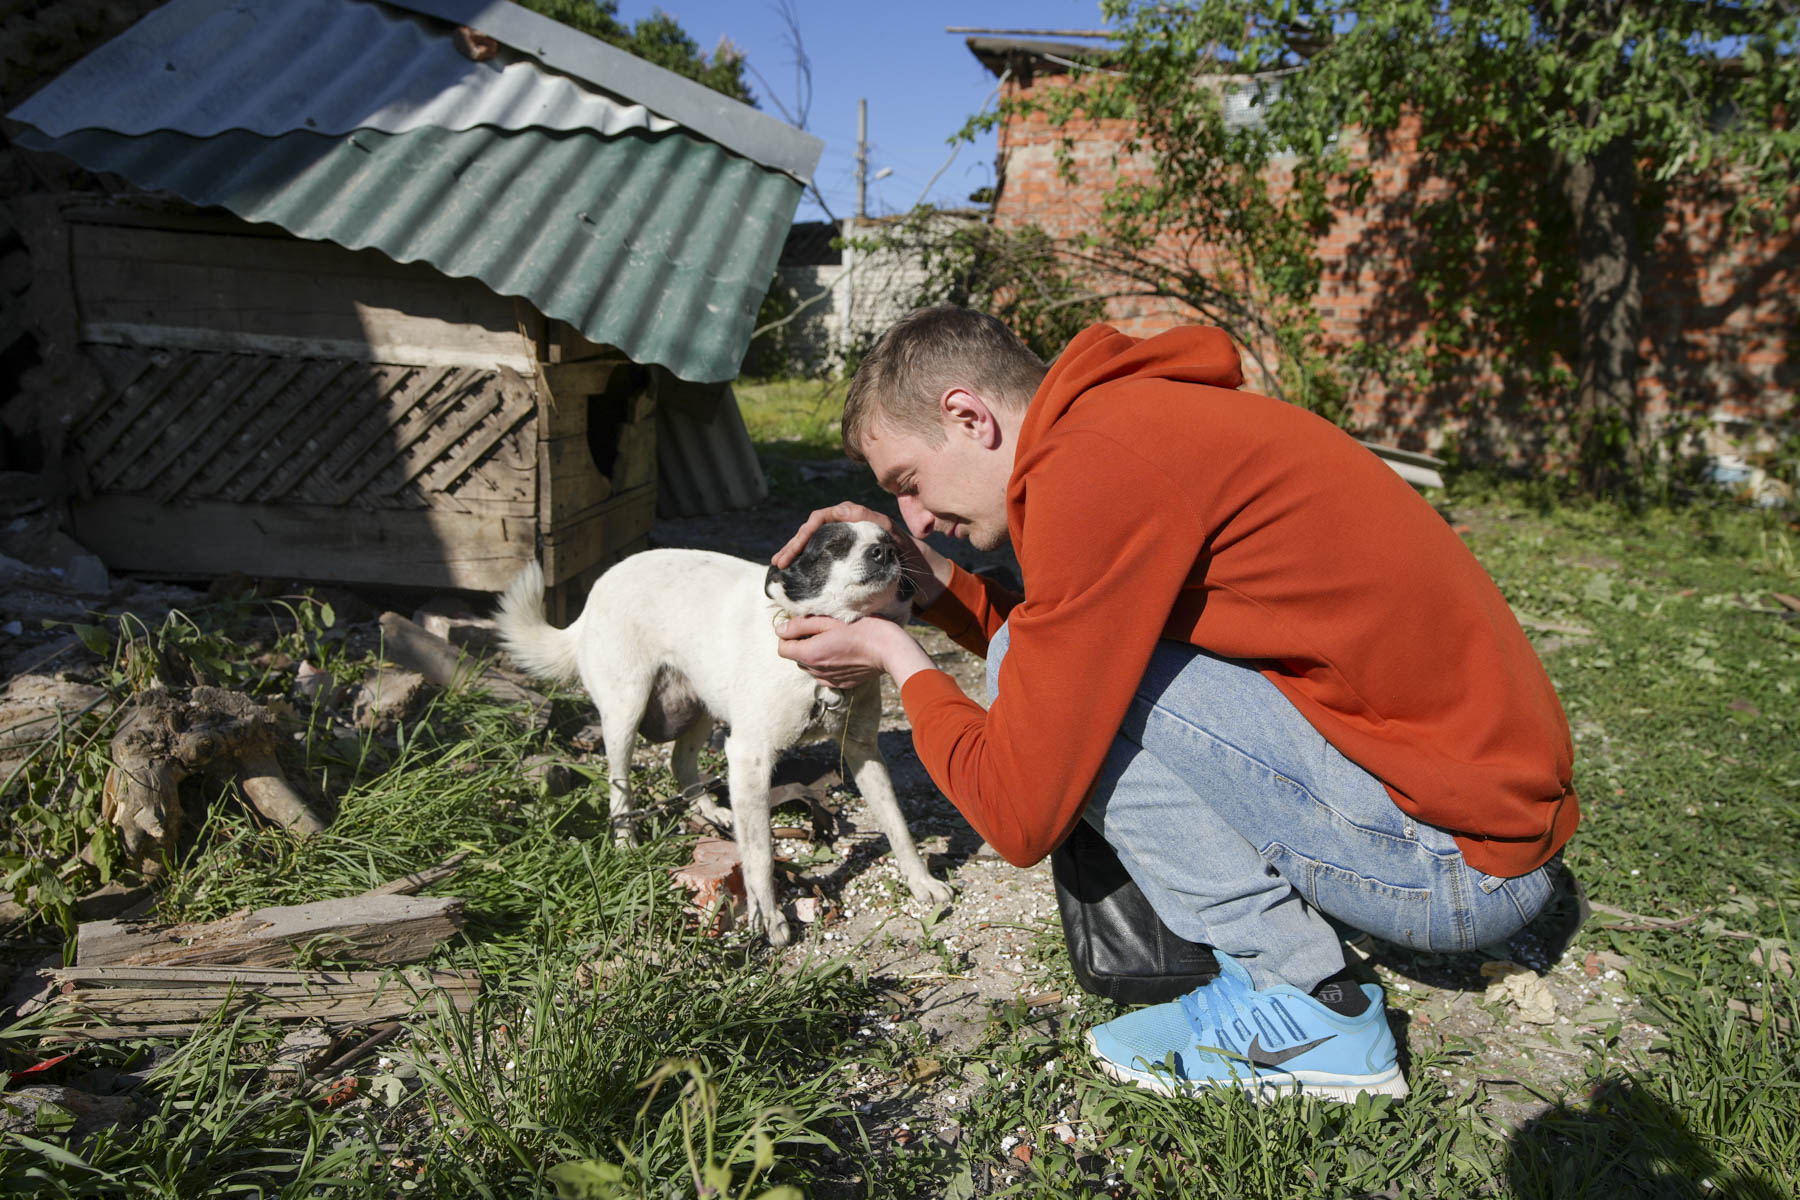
left=907, top=875, right=955, bottom=906
left=746, top=903, right=793, bottom=948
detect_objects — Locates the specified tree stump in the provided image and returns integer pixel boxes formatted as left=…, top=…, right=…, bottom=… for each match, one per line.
left=102, top=686, right=326, bottom=870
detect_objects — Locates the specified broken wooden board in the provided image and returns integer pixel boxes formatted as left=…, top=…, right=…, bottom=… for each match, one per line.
left=38, top=965, right=479, bottom=1040
left=376, top=611, right=547, bottom=726
left=76, top=892, right=464, bottom=969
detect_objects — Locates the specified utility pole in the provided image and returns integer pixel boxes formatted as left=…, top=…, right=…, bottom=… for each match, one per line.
left=855, top=98, right=868, bottom=220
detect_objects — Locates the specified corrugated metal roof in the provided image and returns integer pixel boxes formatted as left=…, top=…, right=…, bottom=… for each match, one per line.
left=389, top=0, right=821, bottom=181
left=14, top=123, right=799, bottom=383
left=9, top=0, right=678, bottom=140
left=6, top=0, right=818, bottom=384
left=656, top=384, right=769, bottom=518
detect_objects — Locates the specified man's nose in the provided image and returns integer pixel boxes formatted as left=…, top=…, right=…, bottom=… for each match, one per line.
left=897, top=495, right=933, bottom=538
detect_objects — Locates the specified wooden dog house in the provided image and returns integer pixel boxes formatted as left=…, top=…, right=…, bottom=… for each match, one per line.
left=7, top=0, right=822, bottom=619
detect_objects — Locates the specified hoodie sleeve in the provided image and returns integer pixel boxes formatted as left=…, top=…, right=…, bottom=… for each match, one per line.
left=898, top=429, right=1205, bottom=867
left=912, top=560, right=1021, bottom=658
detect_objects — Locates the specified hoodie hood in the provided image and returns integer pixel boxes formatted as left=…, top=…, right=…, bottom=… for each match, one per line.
left=1023, top=323, right=1244, bottom=446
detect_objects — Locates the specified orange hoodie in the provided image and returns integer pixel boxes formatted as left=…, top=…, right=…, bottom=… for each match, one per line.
left=898, top=323, right=1579, bottom=878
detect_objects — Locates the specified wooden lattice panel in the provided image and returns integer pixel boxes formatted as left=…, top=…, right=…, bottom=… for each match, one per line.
left=71, top=347, right=537, bottom=515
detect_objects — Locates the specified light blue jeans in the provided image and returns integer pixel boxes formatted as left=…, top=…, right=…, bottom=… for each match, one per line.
left=987, top=625, right=1556, bottom=991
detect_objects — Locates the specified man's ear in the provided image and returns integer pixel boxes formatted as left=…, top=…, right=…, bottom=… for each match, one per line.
left=941, top=387, right=1001, bottom=449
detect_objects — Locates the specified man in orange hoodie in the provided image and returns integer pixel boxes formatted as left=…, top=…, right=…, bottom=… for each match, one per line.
left=773, top=307, right=1578, bottom=1101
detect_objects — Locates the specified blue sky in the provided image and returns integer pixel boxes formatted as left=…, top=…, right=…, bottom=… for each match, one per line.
left=615, top=1, right=1110, bottom=221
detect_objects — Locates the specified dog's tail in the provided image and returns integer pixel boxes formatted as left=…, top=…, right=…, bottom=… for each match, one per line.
left=492, top=561, right=583, bottom=683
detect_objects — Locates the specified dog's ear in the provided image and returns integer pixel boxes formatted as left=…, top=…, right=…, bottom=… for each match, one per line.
left=764, top=563, right=790, bottom=607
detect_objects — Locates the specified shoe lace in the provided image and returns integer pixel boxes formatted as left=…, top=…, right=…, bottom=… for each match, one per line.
left=1178, top=972, right=1250, bottom=1037
left=1175, top=979, right=1260, bottom=1070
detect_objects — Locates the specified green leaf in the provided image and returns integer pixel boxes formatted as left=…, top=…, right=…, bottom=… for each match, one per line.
left=5, top=1132, right=94, bottom=1170
left=546, top=1159, right=626, bottom=1200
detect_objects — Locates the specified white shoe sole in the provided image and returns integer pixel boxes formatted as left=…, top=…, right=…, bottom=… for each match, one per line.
left=1085, top=1030, right=1411, bottom=1103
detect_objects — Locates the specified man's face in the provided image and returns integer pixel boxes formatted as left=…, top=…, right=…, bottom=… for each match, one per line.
left=863, top=417, right=1011, bottom=551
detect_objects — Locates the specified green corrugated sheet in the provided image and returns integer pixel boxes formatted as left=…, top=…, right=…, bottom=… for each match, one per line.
left=16, top=123, right=801, bottom=383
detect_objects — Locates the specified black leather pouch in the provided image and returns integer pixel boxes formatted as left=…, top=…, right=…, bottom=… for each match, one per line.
left=1051, top=819, right=1221, bottom=1004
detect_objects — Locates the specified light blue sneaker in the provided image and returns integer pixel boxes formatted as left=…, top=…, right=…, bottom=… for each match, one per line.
left=1085, top=955, right=1409, bottom=1102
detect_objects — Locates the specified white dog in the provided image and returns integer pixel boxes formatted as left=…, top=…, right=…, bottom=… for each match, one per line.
left=494, top=522, right=954, bottom=946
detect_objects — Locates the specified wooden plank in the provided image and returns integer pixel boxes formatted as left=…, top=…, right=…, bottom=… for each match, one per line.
left=541, top=485, right=657, bottom=589
left=70, top=496, right=537, bottom=591
left=416, top=395, right=537, bottom=502
left=154, top=358, right=308, bottom=502
left=612, top=415, right=657, bottom=492
left=535, top=358, right=645, bottom=441
left=68, top=222, right=533, bottom=367
left=69, top=346, right=156, bottom=438
left=77, top=351, right=224, bottom=470
left=391, top=376, right=515, bottom=492
left=422, top=425, right=537, bottom=508
left=82, top=354, right=248, bottom=490
left=196, top=359, right=357, bottom=498
left=542, top=358, right=623, bottom=399
left=77, top=894, right=464, bottom=969
left=316, top=366, right=452, bottom=504
left=40, top=966, right=480, bottom=1039
left=82, top=322, right=536, bottom=372
left=539, top=433, right=613, bottom=521
left=115, top=356, right=277, bottom=495
left=236, top=367, right=411, bottom=504
left=331, top=368, right=493, bottom=504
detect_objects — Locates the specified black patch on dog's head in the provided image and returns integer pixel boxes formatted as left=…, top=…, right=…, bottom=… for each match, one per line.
left=767, top=523, right=858, bottom=605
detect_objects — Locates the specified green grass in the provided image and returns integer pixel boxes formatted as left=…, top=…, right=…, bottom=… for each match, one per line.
left=735, top=377, right=850, bottom=460
left=3, top=480, right=1797, bottom=1198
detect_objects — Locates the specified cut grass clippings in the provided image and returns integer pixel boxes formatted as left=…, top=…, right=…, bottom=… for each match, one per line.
left=3, top=476, right=1797, bottom=1198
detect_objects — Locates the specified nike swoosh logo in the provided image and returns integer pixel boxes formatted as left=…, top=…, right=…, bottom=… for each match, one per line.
left=1245, top=1034, right=1335, bottom=1068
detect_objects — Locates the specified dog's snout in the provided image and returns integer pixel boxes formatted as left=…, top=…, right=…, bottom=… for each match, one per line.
left=865, top=541, right=896, bottom=565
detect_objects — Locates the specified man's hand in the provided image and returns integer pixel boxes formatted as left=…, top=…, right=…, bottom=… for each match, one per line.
left=772, top=501, right=951, bottom=609
left=775, top=614, right=936, bottom=689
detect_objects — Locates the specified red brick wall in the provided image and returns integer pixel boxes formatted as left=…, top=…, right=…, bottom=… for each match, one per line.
left=990, top=70, right=1797, bottom=460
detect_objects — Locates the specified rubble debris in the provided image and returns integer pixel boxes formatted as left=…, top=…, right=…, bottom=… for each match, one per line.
left=295, top=660, right=333, bottom=699
left=271, top=1024, right=339, bottom=1076
left=0, top=674, right=112, bottom=767
left=0, top=1086, right=138, bottom=1138
left=1480, top=960, right=1557, bottom=1024
left=670, top=837, right=746, bottom=934
left=522, top=754, right=580, bottom=797
left=101, top=686, right=326, bottom=868
left=353, top=667, right=435, bottom=731
left=413, top=596, right=501, bottom=653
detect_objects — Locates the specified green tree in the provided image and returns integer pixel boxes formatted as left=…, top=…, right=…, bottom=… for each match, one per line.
left=517, top=1, right=753, bottom=104
left=992, top=2, right=1798, bottom=489
left=962, top=39, right=1352, bottom=423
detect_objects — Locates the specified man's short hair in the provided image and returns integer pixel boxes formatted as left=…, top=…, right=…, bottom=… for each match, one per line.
left=841, top=307, right=1048, bottom=461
